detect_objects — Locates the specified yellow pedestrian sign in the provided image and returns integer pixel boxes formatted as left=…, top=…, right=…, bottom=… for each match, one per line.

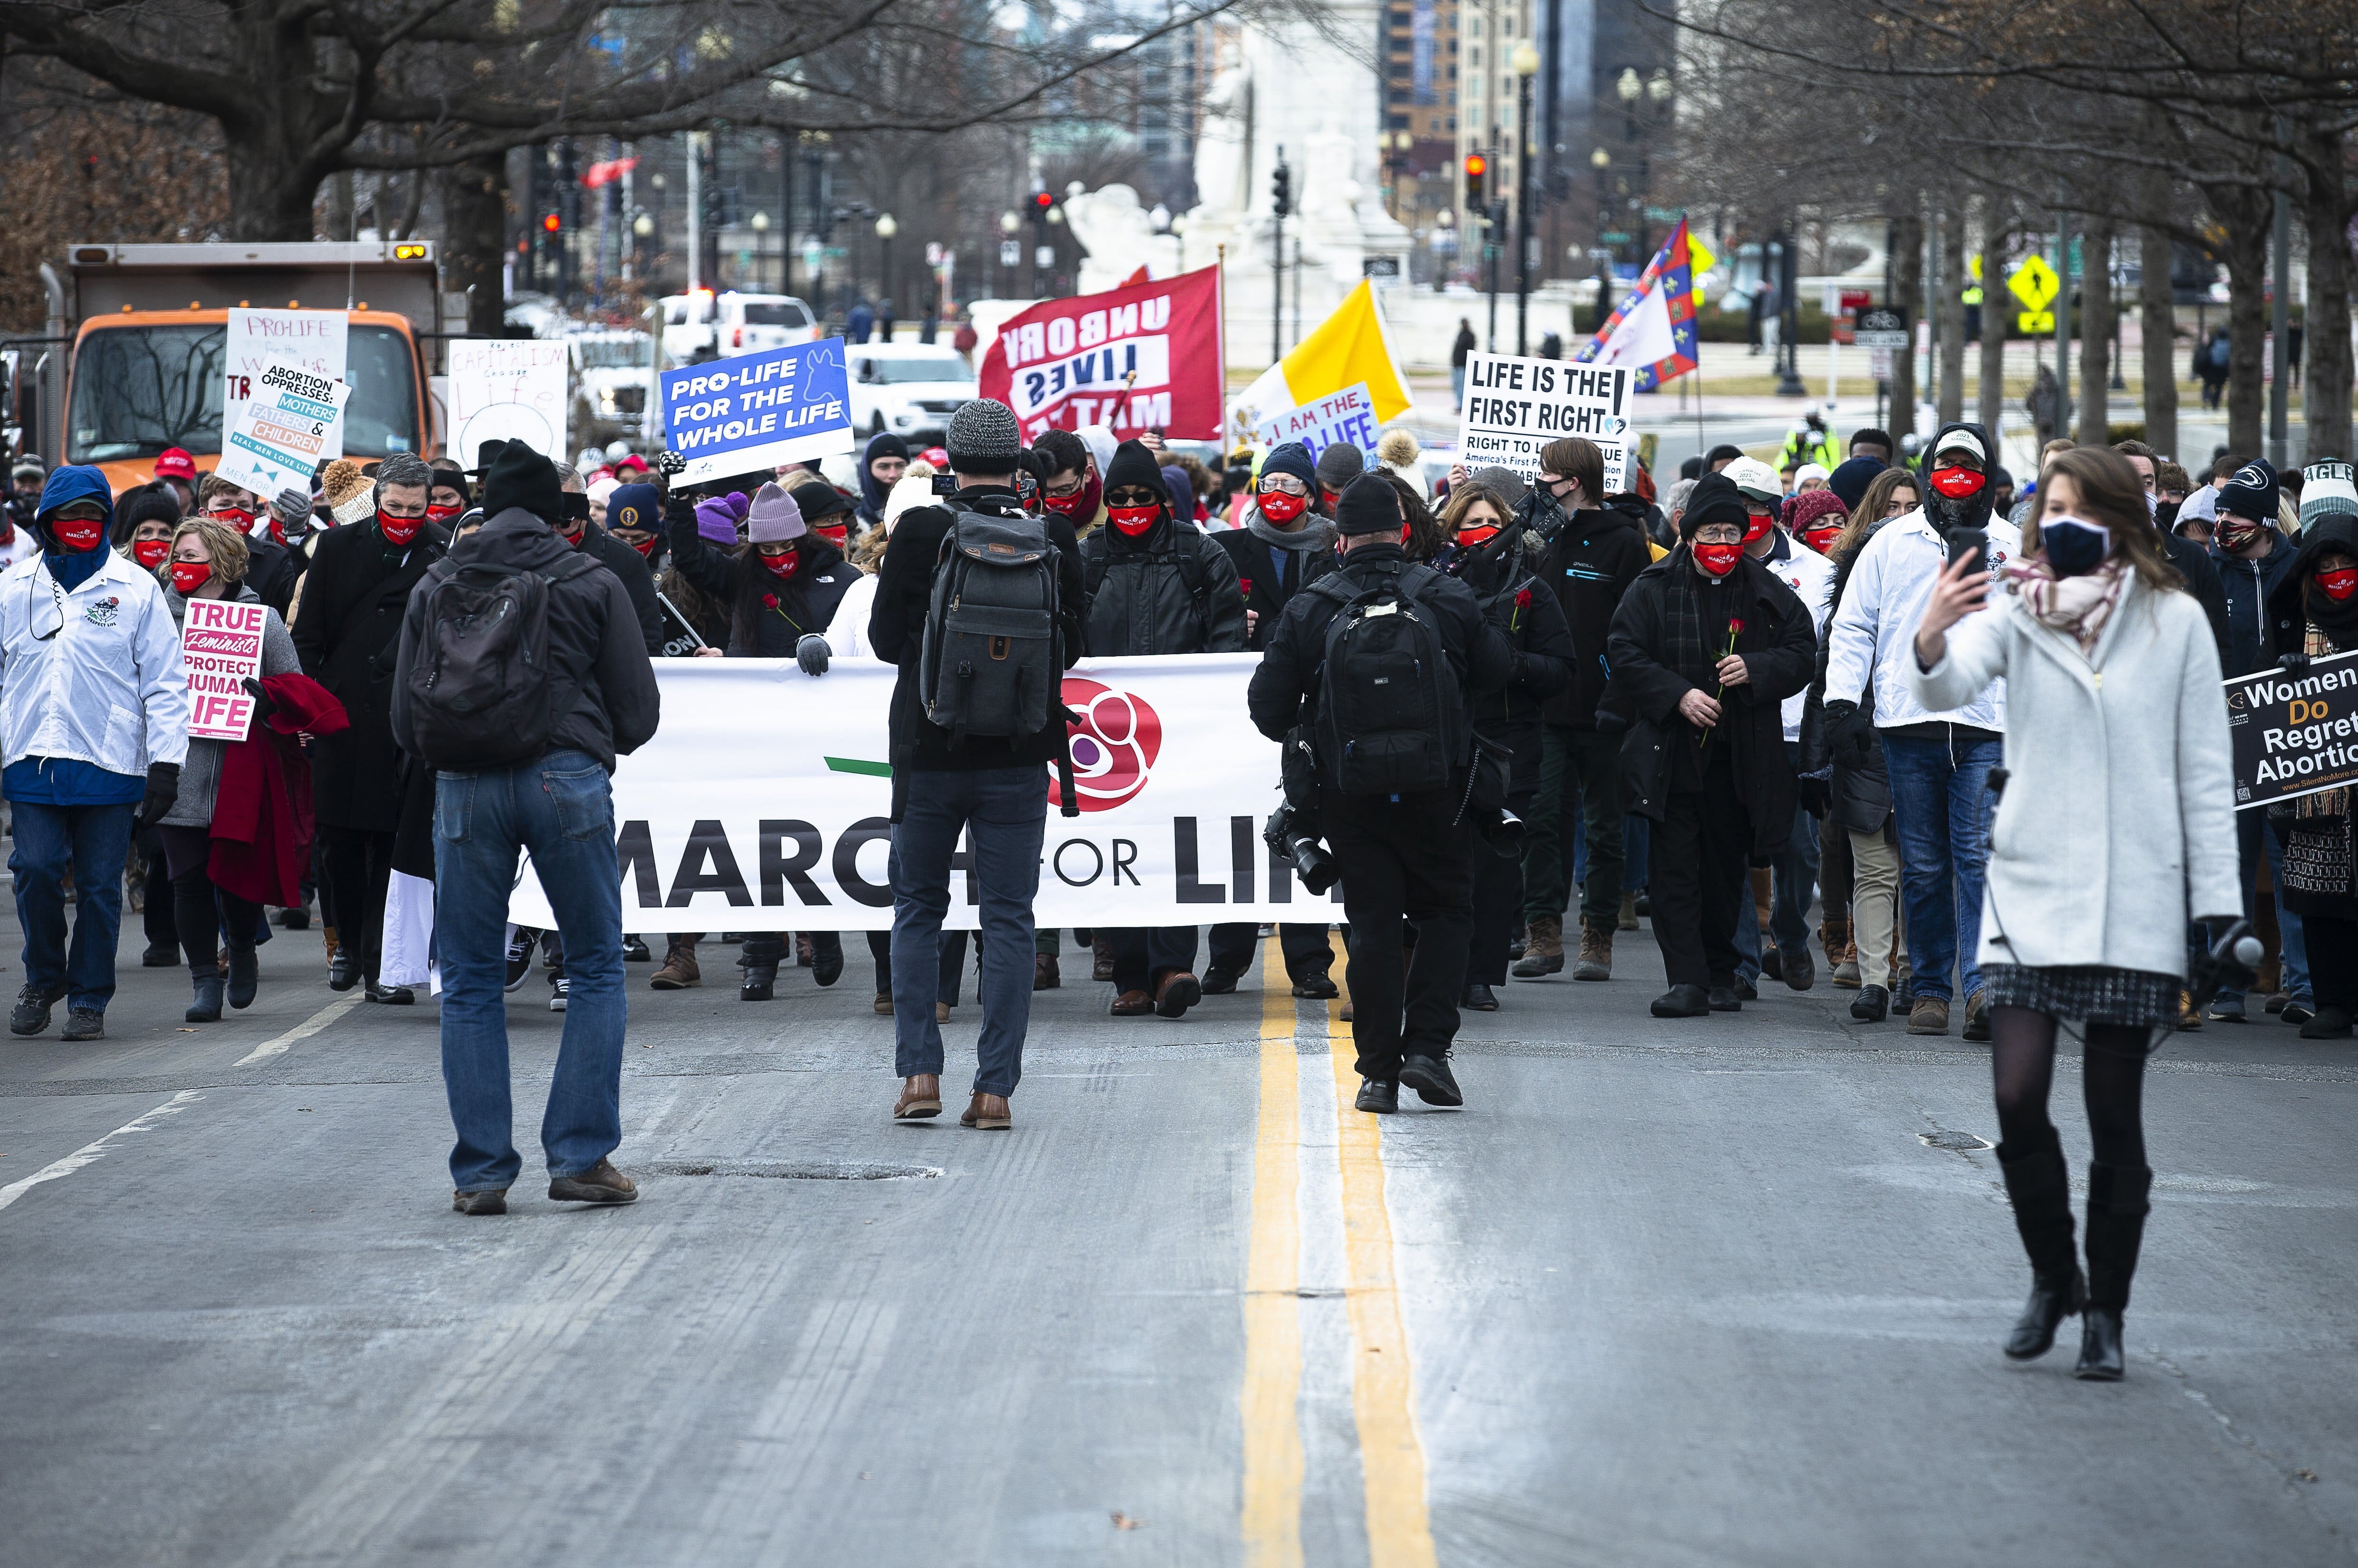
left=2018, top=310, right=2055, bottom=334
left=2008, top=255, right=2060, bottom=312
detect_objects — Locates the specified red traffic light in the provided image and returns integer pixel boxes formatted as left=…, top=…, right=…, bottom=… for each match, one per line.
left=542, top=212, right=562, bottom=233
left=1463, top=153, right=1487, bottom=179
left=1032, top=191, right=1053, bottom=211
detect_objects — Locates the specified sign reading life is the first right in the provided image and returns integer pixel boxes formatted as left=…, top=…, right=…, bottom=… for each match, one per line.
left=1458, top=353, right=1631, bottom=493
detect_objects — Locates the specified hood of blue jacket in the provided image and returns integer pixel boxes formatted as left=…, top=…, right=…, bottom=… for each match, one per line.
left=37, top=465, right=114, bottom=530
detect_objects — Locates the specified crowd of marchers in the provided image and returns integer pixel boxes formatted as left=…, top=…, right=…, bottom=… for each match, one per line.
left=5, top=384, right=2354, bottom=1382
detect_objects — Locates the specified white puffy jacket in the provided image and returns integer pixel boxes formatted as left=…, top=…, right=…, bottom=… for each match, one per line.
left=0, top=549, right=190, bottom=776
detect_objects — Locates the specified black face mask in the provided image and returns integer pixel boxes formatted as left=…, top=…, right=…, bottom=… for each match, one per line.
left=2042, top=518, right=2111, bottom=577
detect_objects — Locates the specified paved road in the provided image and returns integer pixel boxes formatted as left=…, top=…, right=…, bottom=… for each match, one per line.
left=5, top=900, right=2355, bottom=1567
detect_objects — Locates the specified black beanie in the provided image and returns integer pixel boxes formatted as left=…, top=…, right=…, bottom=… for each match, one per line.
left=117, top=485, right=182, bottom=538
left=1105, top=440, right=1168, bottom=509
left=1260, top=441, right=1318, bottom=494
left=1334, top=472, right=1404, bottom=536
left=484, top=443, right=563, bottom=525
left=789, top=478, right=852, bottom=522
left=1680, top=473, right=1750, bottom=540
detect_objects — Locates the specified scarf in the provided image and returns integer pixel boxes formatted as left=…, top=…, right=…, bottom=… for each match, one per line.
left=1662, top=549, right=1728, bottom=695
left=2004, top=556, right=2126, bottom=654
left=1247, top=507, right=1334, bottom=553
left=2289, top=622, right=2351, bottom=824
left=2308, top=575, right=2358, bottom=651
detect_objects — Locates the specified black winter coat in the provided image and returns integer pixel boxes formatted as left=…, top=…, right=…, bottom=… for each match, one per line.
left=573, top=524, right=667, bottom=654
left=245, top=535, right=302, bottom=619
left=1606, top=551, right=1816, bottom=858
left=1080, top=516, right=1247, bottom=657
left=1442, top=529, right=1574, bottom=797
left=1212, top=512, right=1339, bottom=652
left=291, top=517, right=448, bottom=831
left=1530, top=504, right=1653, bottom=728
left=1799, top=526, right=1895, bottom=834
left=2162, top=528, right=2230, bottom=660
left=666, top=508, right=857, bottom=658
left=2209, top=533, right=2303, bottom=678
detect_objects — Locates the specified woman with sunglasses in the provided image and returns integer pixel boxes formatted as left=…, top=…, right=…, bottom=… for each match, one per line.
left=1910, top=444, right=2239, bottom=1380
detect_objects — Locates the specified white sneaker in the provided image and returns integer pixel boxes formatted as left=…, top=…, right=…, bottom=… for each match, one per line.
left=549, top=976, right=569, bottom=1012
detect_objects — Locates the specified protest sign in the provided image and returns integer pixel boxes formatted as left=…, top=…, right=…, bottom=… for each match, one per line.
left=659, top=339, right=854, bottom=485
left=448, top=338, right=570, bottom=462
left=504, top=654, right=1337, bottom=932
left=214, top=358, right=352, bottom=499
left=979, top=267, right=1224, bottom=442
left=181, top=597, right=268, bottom=742
left=1458, top=353, right=1631, bottom=490
left=2226, top=650, right=2358, bottom=810
left=223, top=308, right=346, bottom=417
left=1251, top=382, right=1376, bottom=459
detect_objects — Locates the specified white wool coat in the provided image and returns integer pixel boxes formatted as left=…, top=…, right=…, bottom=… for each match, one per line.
left=1908, top=571, right=2242, bottom=978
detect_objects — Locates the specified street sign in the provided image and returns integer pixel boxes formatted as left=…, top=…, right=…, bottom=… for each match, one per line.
left=1363, top=256, right=1401, bottom=278
left=2008, top=255, right=2060, bottom=311
left=2017, top=310, right=2055, bottom=334
left=1687, top=233, right=1716, bottom=277
left=1853, top=306, right=1909, bottom=349
left=1034, top=245, right=1055, bottom=268
left=1869, top=348, right=1893, bottom=379
left=1599, top=230, right=1631, bottom=244
left=1000, top=241, right=1021, bottom=268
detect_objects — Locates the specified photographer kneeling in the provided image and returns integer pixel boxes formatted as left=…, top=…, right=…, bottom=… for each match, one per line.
left=1248, top=475, right=1513, bottom=1114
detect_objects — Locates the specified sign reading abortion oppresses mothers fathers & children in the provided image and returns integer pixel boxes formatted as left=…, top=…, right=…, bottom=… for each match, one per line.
left=182, top=597, right=268, bottom=742
left=503, top=655, right=1340, bottom=933
left=1458, top=353, right=1631, bottom=493
left=659, top=339, right=855, bottom=485
left=2226, top=650, right=2358, bottom=809
left=214, top=358, right=352, bottom=500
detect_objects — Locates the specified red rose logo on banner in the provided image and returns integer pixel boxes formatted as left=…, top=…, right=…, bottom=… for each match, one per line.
left=1050, top=677, right=1162, bottom=813
left=978, top=267, right=1224, bottom=443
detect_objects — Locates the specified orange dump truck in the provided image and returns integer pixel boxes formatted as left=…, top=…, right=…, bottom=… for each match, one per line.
left=29, top=241, right=467, bottom=496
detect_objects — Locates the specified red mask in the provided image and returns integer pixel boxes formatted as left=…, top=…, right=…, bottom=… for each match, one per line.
left=759, top=549, right=802, bottom=579
left=1693, top=541, right=1744, bottom=578
left=2217, top=518, right=2265, bottom=553
left=426, top=503, right=463, bottom=524
left=49, top=516, right=105, bottom=552
left=1043, top=473, right=1100, bottom=520
left=1108, top=504, right=1161, bottom=537
left=559, top=522, right=587, bottom=548
left=812, top=522, right=850, bottom=549
left=1259, top=490, right=1309, bottom=524
left=169, top=560, right=212, bottom=595
left=133, top=539, right=171, bottom=569
left=2318, top=567, right=2358, bottom=603
left=1800, top=525, right=1844, bottom=555
left=623, top=535, right=658, bottom=559
left=1929, top=465, right=1986, bottom=499
left=1742, top=511, right=1773, bottom=545
left=209, top=507, right=256, bottom=534
left=380, top=513, right=425, bottom=547
left=1456, top=522, right=1502, bottom=547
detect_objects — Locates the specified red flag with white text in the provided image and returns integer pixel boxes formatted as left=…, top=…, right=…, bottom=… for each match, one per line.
left=979, top=266, right=1223, bottom=442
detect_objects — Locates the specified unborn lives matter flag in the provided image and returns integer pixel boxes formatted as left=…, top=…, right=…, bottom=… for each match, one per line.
left=978, top=267, right=1224, bottom=443
left=502, top=653, right=1341, bottom=933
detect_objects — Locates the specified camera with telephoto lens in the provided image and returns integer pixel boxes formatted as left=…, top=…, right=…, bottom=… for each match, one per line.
left=1263, top=727, right=1339, bottom=895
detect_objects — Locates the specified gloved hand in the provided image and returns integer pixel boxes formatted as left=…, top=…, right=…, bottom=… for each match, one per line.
left=795, top=633, right=831, bottom=677
left=2278, top=649, right=2311, bottom=675
left=241, top=675, right=277, bottom=727
left=1823, top=698, right=1873, bottom=761
left=1798, top=774, right=1832, bottom=818
left=136, top=761, right=181, bottom=830
left=655, top=450, right=687, bottom=477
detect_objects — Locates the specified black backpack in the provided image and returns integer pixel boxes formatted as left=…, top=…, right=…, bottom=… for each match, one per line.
left=1306, top=563, right=1469, bottom=797
left=402, top=551, right=603, bottom=769
left=920, top=502, right=1063, bottom=746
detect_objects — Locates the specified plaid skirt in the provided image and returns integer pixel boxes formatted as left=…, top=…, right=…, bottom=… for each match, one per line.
left=1981, top=964, right=2179, bottom=1029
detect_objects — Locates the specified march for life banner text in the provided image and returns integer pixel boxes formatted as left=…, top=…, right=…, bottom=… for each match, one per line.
left=1457, top=353, right=1632, bottom=492
left=1251, top=382, right=1376, bottom=459
left=181, top=598, right=267, bottom=741
left=214, top=358, right=353, bottom=499
left=504, top=655, right=1340, bottom=932
left=659, top=339, right=855, bottom=485
left=978, top=267, right=1224, bottom=443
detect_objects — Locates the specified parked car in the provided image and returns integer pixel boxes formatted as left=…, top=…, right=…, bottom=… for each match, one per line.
left=846, top=343, right=977, bottom=444
left=570, top=331, right=656, bottom=449
left=659, top=291, right=820, bottom=363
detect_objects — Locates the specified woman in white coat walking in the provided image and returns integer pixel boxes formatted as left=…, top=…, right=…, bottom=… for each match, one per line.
left=1910, top=445, right=2241, bottom=1381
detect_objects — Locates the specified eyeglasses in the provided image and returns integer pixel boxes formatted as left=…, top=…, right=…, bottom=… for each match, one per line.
left=1044, top=474, right=1087, bottom=498
left=1691, top=525, right=1744, bottom=545
left=1259, top=474, right=1308, bottom=497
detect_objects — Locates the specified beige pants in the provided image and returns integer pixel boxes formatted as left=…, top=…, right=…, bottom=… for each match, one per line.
left=1848, top=821, right=1908, bottom=991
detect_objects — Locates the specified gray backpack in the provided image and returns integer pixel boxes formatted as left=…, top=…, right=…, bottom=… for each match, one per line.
left=920, top=504, right=1063, bottom=746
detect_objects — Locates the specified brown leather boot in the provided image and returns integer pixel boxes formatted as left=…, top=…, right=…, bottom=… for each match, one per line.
left=649, top=939, right=701, bottom=989
left=1511, top=915, right=1565, bottom=978
left=1034, top=954, right=1060, bottom=990
left=1571, top=922, right=1613, bottom=982
left=895, top=1074, right=943, bottom=1120
left=960, top=1091, right=1012, bottom=1129
left=1111, top=988, right=1154, bottom=1016
left=1091, top=932, right=1117, bottom=982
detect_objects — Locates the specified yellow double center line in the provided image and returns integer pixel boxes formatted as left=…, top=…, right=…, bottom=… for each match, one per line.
left=1242, top=940, right=1438, bottom=1568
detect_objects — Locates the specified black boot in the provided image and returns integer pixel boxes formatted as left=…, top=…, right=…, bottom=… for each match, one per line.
left=811, top=933, right=845, bottom=988
left=741, top=961, right=778, bottom=1002
left=1996, top=1132, right=2084, bottom=1359
left=2076, top=1162, right=2152, bottom=1380
left=224, top=943, right=259, bottom=1010
left=186, top=960, right=225, bottom=1023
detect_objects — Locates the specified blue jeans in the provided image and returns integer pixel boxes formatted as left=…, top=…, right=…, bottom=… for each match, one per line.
left=889, top=766, right=1048, bottom=1096
left=9, top=800, right=136, bottom=1012
left=2226, top=808, right=2310, bottom=1010
left=1882, top=733, right=2000, bottom=1003
left=434, top=750, right=626, bottom=1193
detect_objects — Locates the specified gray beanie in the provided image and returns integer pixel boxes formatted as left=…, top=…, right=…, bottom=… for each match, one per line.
left=746, top=482, right=806, bottom=543
left=1315, top=441, right=1365, bottom=492
left=945, top=398, right=1023, bottom=471
left=1471, top=465, right=1529, bottom=506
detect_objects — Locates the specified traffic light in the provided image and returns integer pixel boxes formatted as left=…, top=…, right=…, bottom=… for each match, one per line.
left=1463, top=152, right=1487, bottom=210
left=1031, top=190, right=1054, bottom=220
left=541, top=211, right=562, bottom=233
left=1271, top=162, right=1291, bottom=219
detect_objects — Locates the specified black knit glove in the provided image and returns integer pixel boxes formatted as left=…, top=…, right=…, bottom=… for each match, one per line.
left=136, top=762, right=181, bottom=830
left=1823, top=698, right=1873, bottom=762
left=2278, top=649, right=2310, bottom=675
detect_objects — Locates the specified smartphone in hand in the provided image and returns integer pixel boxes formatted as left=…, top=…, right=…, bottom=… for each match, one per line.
left=1945, top=525, right=1988, bottom=572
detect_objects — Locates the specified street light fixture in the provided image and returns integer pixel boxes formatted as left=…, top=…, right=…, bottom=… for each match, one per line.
left=1617, top=67, right=1642, bottom=103
left=875, top=212, right=897, bottom=314
left=1511, top=40, right=1540, bottom=355
left=999, top=210, right=1021, bottom=234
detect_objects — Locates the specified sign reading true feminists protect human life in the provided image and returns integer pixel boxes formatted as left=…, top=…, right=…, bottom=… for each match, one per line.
left=1458, top=353, right=1631, bottom=491
left=659, top=339, right=855, bottom=485
left=181, top=597, right=267, bottom=742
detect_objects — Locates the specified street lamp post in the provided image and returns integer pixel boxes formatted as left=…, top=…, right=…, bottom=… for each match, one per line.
left=1590, top=146, right=1611, bottom=333
left=874, top=213, right=897, bottom=323
left=1435, top=207, right=1453, bottom=293
left=1512, top=41, right=1540, bottom=356
left=999, top=210, right=1021, bottom=296
left=751, top=210, right=770, bottom=293
left=1775, top=229, right=1807, bottom=396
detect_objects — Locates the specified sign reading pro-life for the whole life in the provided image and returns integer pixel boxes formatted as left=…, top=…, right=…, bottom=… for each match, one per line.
left=1458, top=354, right=1631, bottom=491
left=659, top=339, right=855, bottom=485
left=181, top=597, right=268, bottom=741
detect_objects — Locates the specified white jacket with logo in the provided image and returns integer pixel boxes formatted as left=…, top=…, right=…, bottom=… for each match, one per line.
left=1823, top=507, right=2022, bottom=732
left=0, top=549, right=191, bottom=777
left=1762, top=530, right=1835, bottom=742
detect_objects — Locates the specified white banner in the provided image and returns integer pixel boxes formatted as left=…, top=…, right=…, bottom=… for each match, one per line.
left=223, top=308, right=346, bottom=421
left=1458, top=352, right=1631, bottom=492
left=505, top=655, right=1345, bottom=932
left=447, top=339, right=571, bottom=462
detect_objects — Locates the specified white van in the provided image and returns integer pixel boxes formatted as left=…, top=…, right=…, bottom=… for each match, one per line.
left=659, top=291, right=819, bottom=363
left=846, top=343, right=978, bottom=444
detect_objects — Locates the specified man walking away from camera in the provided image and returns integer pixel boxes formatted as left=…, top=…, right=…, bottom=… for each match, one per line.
left=1249, top=474, right=1513, bottom=1114
left=392, top=444, right=660, bottom=1215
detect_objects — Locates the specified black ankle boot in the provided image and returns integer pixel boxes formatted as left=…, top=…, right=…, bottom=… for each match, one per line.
left=741, top=962, right=778, bottom=1002
left=810, top=934, right=844, bottom=988
left=1996, top=1133, right=2083, bottom=1359
left=2076, top=1162, right=2152, bottom=1380
left=225, top=945, right=259, bottom=1010
left=186, top=962, right=224, bottom=1023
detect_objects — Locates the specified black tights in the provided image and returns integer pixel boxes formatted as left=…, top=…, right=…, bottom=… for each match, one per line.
left=1991, top=1005, right=2150, bottom=1167
left=172, top=865, right=262, bottom=968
